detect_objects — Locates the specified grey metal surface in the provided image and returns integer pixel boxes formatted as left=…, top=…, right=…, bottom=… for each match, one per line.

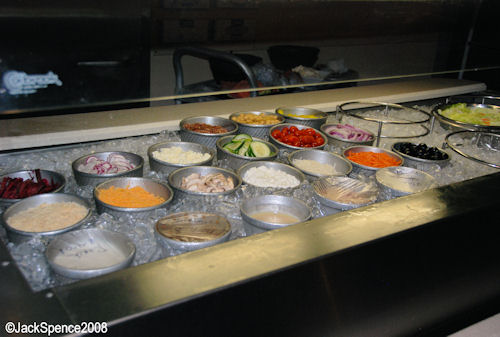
left=343, top=145, right=403, bottom=176
left=94, top=177, right=173, bottom=217
left=375, top=166, right=437, bottom=197
left=179, top=116, right=238, bottom=148
left=147, top=141, right=215, bottom=176
left=216, top=136, right=278, bottom=170
left=0, top=169, right=66, bottom=207
left=168, top=166, right=241, bottom=202
left=240, top=195, right=311, bottom=233
left=320, top=123, right=375, bottom=149
left=237, top=161, right=305, bottom=188
left=46, top=228, right=136, bottom=279
left=2, top=193, right=91, bottom=244
left=229, top=111, right=284, bottom=140
left=288, top=149, right=352, bottom=179
left=72, top=151, right=144, bottom=187
left=276, top=106, right=327, bottom=129
left=155, top=212, right=231, bottom=252
left=269, top=123, right=327, bottom=151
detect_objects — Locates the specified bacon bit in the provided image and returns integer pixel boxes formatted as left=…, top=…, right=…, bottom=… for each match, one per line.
left=347, top=151, right=401, bottom=168
left=98, top=185, right=165, bottom=208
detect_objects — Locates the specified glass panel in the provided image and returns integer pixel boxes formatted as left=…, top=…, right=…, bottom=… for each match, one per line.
left=1, top=0, right=499, bottom=117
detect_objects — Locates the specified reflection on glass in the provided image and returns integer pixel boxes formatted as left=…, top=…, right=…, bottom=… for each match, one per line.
left=0, top=0, right=499, bottom=117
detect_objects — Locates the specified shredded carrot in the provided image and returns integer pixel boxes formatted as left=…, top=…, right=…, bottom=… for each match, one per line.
left=98, top=185, right=165, bottom=208
left=347, top=151, right=401, bottom=168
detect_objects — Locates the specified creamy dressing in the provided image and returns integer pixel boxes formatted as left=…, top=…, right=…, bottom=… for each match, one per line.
left=250, top=211, right=299, bottom=224
left=53, top=244, right=127, bottom=270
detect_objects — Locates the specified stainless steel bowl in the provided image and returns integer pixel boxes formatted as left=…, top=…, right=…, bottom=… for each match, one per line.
left=313, top=176, right=378, bottom=210
left=0, top=169, right=66, bottom=207
left=343, top=146, right=403, bottom=176
left=320, top=123, right=375, bottom=149
left=45, top=228, right=136, bottom=279
left=376, top=166, right=437, bottom=197
left=179, top=116, right=238, bottom=148
left=237, top=161, right=305, bottom=189
left=168, top=166, right=241, bottom=202
left=2, top=193, right=91, bottom=243
left=148, top=141, right=215, bottom=176
left=94, top=177, right=173, bottom=217
left=155, top=212, right=231, bottom=252
left=229, top=111, right=284, bottom=140
left=72, top=151, right=144, bottom=187
left=240, top=195, right=311, bottom=235
left=268, top=123, right=327, bottom=151
left=432, top=102, right=500, bottom=133
left=216, top=136, right=278, bottom=170
left=276, top=106, right=327, bottom=129
left=391, top=142, right=450, bottom=169
left=288, top=149, right=352, bottom=179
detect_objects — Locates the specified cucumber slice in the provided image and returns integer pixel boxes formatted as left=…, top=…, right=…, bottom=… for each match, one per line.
left=232, top=134, right=253, bottom=142
left=223, top=141, right=243, bottom=153
left=246, top=145, right=255, bottom=157
left=250, top=141, right=271, bottom=157
left=238, top=140, right=252, bottom=156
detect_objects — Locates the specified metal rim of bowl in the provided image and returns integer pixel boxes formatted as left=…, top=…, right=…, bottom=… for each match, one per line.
left=391, top=142, right=450, bottom=165
left=2, top=193, right=92, bottom=236
left=444, top=130, right=500, bottom=169
left=342, top=145, right=404, bottom=171
left=433, top=102, right=500, bottom=132
left=287, top=149, right=353, bottom=177
left=94, top=177, right=174, bottom=212
left=313, top=176, right=378, bottom=209
left=338, top=101, right=431, bottom=125
left=168, top=166, right=242, bottom=196
left=229, top=111, right=285, bottom=128
left=237, top=161, right=306, bottom=188
left=45, top=228, right=136, bottom=279
left=268, top=123, right=328, bottom=150
left=155, top=211, right=232, bottom=247
left=375, top=166, right=437, bottom=195
left=179, top=116, right=239, bottom=137
left=0, top=169, right=67, bottom=204
left=275, top=106, right=328, bottom=121
left=72, top=151, right=144, bottom=178
left=240, top=195, right=311, bottom=230
left=147, top=141, right=215, bottom=168
left=216, top=136, right=279, bottom=160
left=320, top=123, right=375, bottom=144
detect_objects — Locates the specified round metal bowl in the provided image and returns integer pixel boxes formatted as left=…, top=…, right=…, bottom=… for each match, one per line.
left=240, top=195, right=311, bottom=235
left=320, top=123, right=375, bottom=149
left=179, top=116, right=238, bottom=148
left=72, top=151, right=144, bottom=187
left=375, top=166, right=437, bottom=197
left=268, top=123, right=327, bottom=151
left=2, top=193, right=91, bottom=244
left=216, top=136, right=278, bottom=170
left=275, top=106, right=327, bottom=129
left=391, top=142, right=450, bottom=168
left=0, top=169, right=66, bottom=207
left=432, top=102, right=500, bottom=133
left=148, top=141, right=215, bottom=176
left=94, top=177, right=173, bottom=217
left=343, top=145, right=403, bottom=176
left=312, top=176, right=378, bottom=211
left=45, top=228, right=136, bottom=279
left=168, top=166, right=242, bottom=201
left=229, top=111, right=284, bottom=140
left=288, top=149, right=352, bottom=179
left=237, top=161, right=305, bottom=189
left=155, top=212, right=231, bottom=252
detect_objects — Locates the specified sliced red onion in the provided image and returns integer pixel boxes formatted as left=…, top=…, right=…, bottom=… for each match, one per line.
left=325, top=124, right=373, bottom=141
left=78, top=153, right=136, bottom=175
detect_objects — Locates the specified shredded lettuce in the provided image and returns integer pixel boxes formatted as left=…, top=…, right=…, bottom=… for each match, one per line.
left=439, top=103, right=500, bottom=126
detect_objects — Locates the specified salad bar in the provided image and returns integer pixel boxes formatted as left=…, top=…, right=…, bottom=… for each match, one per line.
left=1, top=92, right=499, bottom=336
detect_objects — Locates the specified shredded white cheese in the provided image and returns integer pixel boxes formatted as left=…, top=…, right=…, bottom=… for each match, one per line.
left=243, top=166, right=300, bottom=188
left=293, top=159, right=337, bottom=176
left=152, top=146, right=210, bottom=164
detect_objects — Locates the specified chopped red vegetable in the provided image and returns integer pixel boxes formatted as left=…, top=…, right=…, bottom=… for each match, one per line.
left=271, top=126, right=325, bottom=147
left=0, top=169, right=61, bottom=199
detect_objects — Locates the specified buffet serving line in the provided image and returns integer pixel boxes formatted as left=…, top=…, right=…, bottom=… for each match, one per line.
left=1, top=78, right=500, bottom=337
